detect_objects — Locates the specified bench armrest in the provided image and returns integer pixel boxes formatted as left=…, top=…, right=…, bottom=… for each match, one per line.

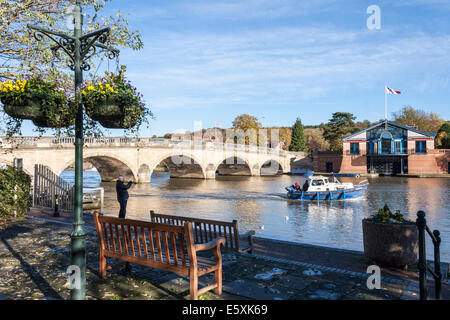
left=239, top=230, right=255, bottom=254
left=240, top=230, right=256, bottom=237
left=194, top=237, right=226, bottom=252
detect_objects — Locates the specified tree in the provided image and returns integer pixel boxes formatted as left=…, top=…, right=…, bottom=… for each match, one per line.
left=0, top=0, right=144, bottom=136
left=289, top=118, right=307, bottom=152
left=436, top=122, right=450, bottom=149
left=392, top=106, right=444, bottom=134
left=305, top=128, right=329, bottom=151
left=0, top=0, right=143, bottom=82
left=232, top=114, right=261, bottom=131
left=231, top=114, right=261, bottom=145
left=355, top=120, right=372, bottom=131
left=322, top=112, right=358, bottom=151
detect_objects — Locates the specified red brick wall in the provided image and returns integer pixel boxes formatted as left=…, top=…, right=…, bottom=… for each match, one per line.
left=339, top=155, right=368, bottom=173
left=312, top=152, right=342, bottom=173
left=408, top=150, right=450, bottom=174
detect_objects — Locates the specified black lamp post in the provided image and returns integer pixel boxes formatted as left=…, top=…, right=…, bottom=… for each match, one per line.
left=27, top=0, right=119, bottom=300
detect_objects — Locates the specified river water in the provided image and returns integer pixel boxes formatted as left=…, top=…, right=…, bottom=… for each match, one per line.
left=60, top=170, right=450, bottom=262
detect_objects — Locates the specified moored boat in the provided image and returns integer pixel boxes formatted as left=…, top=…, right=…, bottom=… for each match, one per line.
left=288, top=169, right=314, bottom=176
left=285, top=175, right=368, bottom=200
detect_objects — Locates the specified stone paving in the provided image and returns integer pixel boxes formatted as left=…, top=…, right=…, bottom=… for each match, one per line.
left=0, top=218, right=448, bottom=300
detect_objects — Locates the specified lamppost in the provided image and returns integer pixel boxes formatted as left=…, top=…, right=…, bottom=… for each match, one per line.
left=27, top=0, right=119, bottom=300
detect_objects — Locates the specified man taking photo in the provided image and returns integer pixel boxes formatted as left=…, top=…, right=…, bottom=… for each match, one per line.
left=116, top=175, right=133, bottom=218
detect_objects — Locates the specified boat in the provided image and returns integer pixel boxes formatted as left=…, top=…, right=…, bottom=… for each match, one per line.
left=331, top=173, right=361, bottom=178
left=285, top=175, right=368, bottom=200
left=288, top=169, right=314, bottom=176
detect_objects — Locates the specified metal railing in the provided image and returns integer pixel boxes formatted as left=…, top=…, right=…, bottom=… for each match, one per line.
left=34, top=164, right=75, bottom=213
left=416, top=210, right=442, bottom=300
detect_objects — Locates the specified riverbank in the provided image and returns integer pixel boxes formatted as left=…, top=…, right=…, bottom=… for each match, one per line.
left=0, top=208, right=447, bottom=300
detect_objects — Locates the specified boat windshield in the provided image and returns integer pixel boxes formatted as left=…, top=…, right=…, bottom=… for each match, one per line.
left=311, top=179, right=324, bottom=186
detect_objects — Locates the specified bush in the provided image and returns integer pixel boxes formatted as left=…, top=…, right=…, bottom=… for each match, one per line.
left=0, top=166, right=31, bottom=219
left=366, top=204, right=413, bottom=224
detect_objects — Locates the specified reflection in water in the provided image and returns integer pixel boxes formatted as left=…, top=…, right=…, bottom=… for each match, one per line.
left=61, top=170, right=450, bottom=262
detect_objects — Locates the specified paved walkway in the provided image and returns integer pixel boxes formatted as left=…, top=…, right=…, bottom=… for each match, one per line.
left=0, top=209, right=447, bottom=300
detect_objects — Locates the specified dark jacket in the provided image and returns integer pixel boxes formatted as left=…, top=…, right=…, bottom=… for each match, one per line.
left=116, top=180, right=132, bottom=201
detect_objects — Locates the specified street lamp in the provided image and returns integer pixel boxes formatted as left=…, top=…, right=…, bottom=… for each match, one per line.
left=27, top=0, right=119, bottom=300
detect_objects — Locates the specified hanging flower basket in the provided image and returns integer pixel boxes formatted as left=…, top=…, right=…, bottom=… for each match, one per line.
left=84, top=96, right=123, bottom=121
left=0, top=77, right=75, bottom=128
left=82, top=68, right=150, bottom=130
left=97, top=104, right=142, bottom=129
left=2, top=98, right=43, bottom=120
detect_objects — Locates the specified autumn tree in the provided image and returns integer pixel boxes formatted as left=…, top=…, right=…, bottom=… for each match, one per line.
left=289, top=118, right=307, bottom=152
left=392, top=106, right=444, bottom=134
left=230, top=114, right=261, bottom=145
left=305, top=128, right=329, bottom=151
left=436, top=122, right=450, bottom=149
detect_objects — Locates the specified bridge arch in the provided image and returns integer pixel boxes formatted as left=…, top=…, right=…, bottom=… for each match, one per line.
left=214, top=156, right=253, bottom=176
left=148, top=152, right=206, bottom=180
left=260, top=159, right=284, bottom=176
left=56, top=152, right=137, bottom=182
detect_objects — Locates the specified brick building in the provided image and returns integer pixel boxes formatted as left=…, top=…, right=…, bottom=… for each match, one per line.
left=313, top=120, right=450, bottom=175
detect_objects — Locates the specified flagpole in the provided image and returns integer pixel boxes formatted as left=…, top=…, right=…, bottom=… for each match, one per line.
left=385, top=84, right=388, bottom=120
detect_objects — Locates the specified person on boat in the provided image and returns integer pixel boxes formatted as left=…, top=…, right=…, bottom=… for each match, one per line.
left=302, top=180, right=309, bottom=191
left=116, top=175, right=133, bottom=219
left=294, top=182, right=300, bottom=191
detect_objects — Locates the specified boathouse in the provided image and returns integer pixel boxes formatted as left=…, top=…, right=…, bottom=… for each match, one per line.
left=313, top=120, right=450, bottom=175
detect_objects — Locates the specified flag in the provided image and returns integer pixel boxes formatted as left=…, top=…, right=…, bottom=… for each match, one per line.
left=385, top=86, right=401, bottom=95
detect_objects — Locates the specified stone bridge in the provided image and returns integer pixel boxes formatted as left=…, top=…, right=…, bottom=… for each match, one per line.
left=0, top=136, right=306, bottom=183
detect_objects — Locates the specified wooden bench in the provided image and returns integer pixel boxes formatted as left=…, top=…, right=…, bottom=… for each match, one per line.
left=93, top=212, right=226, bottom=300
left=149, top=210, right=255, bottom=254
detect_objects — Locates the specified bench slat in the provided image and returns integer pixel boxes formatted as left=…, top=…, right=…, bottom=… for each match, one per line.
left=148, top=229, right=156, bottom=261
left=163, top=231, right=170, bottom=264
left=171, top=232, right=178, bottom=266
left=141, top=226, right=148, bottom=259
left=155, top=231, right=163, bottom=262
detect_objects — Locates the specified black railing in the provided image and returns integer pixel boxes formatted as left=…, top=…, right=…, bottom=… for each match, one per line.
left=416, top=211, right=442, bottom=300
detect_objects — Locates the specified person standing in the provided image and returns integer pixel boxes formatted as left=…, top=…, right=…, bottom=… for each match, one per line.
left=116, top=175, right=133, bottom=219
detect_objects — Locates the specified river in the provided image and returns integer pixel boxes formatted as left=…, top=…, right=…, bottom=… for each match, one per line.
left=60, top=170, right=450, bottom=262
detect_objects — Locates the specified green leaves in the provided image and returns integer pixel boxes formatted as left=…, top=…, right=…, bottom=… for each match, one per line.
left=289, top=117, right=307, bottom=152
left=0, top=166, right=31, bottom=219
left=82, top=68, right=152, bottom=133
left=370, top=204, right=408, bottom=224
left=322, top=112, right=359, bottom=152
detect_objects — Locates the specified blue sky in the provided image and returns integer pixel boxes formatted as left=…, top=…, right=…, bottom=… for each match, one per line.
left=21, top=0, right=450, bottom=136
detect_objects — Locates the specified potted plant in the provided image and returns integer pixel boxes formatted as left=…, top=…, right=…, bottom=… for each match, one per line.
left=362, top=204, right=418, bottom=268
left=82, top=67, right=150, bottom=129
left=0, top=77, right=75, bottom=128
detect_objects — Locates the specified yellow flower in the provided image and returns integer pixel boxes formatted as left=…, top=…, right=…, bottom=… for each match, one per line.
left=82, top=90, right=86, bottom=95
left=21, top=89, right=24, bottom=93
left=102, top=91, right=106, bottom=94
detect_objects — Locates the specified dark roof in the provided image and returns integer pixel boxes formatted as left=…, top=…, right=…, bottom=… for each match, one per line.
left=343, top=120, right=435, bottom=141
